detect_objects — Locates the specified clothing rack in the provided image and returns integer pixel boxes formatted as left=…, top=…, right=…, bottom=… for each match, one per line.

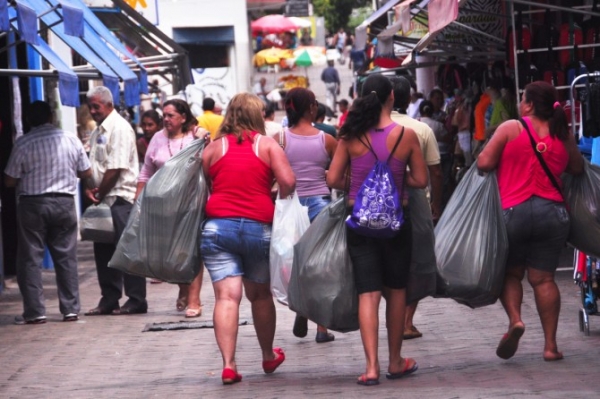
left=508, top=0, right=600, bottom=97
left=570, top=72, right=600, bottom=136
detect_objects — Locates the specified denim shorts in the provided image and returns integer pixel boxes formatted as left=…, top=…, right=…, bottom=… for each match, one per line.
left=299, top=195, right=331, bottom=222
left=200, top=218, right=272, bottom=283
left=504, top=196, right=570, bottom=272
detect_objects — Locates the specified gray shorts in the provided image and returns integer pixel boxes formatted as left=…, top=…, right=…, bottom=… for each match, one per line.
left=503, top=196, right=570, bottom=272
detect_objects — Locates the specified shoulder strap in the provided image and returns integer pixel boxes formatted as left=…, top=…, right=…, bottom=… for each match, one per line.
left=385, top=126, right=405, bottom=164
left=357, top=134, right=378, bottom=160
left=519, top=118, right=562, bottom=195
left=279, top=129, right=285, bottom=148
left=255, top=134, right=261, bottom=157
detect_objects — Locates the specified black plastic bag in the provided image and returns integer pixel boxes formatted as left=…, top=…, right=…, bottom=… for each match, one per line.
left=288, top=197, right=359, bottom=333
left=434, top=166, right=508, bottom=308
left=563, top=159, right=600, bottom=258
left=406, top=187, right=437, bottom=304
left=109, top=139, right=208, bottom=283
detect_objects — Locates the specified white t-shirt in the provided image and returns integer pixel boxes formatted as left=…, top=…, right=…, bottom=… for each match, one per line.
left=265, top=121, right=283, bottom=138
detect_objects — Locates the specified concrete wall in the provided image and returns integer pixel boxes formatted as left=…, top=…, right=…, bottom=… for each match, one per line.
left=157, top=0, right=252, bottom=98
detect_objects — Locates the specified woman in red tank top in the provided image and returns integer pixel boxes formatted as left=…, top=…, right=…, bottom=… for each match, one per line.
left=200, top=93, right=295, bottom=385
left=478, top=81, right=583, bottom=362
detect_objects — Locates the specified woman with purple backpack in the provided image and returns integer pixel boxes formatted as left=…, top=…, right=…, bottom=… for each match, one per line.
left=326, top=74, right=428, bottom=386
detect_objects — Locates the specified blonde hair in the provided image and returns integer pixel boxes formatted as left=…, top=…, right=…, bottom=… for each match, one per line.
left=217, top=93, right=266, bottom=142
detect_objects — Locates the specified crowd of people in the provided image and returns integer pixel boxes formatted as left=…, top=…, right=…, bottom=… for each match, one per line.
left=4, top=69, right=583, bottom=386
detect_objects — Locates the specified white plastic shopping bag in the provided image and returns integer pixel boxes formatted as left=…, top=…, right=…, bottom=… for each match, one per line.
left=270, top=191, right=310, bottom=305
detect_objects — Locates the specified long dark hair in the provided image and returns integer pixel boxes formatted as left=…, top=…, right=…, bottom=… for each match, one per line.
left=338, top=74, right=392, bottom=140
left=523, top=81, right=568, bottom=141
left=284, top=88, right=316, bottom=126
left=163, top=99, right=198, bottom=133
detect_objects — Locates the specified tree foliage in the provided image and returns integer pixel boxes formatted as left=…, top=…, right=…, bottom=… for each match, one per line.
left=313, top=0, right=372, bottom=33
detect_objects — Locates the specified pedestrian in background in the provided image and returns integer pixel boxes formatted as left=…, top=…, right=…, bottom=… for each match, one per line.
left=275, top=87, right=338, bottom=344
left=197, top=97, right=224, bottom=141
left=84, top=86, right=147, bottom=316
left=477, top=81, right=584, bottom=362
left=5, top=101, right=92, bottom=324
left=390, top=76, right=442, bottom=340
left=200, top=93, right=295, bottom=384
left=326, top=74, right=428, bottom=386
left=313, top=102, right=337, bottom=137
left=137, top=110, right=162, bottom=166
left=321, top=60, right=341, bottom=114
left=420, top=100, right=453, bottom=211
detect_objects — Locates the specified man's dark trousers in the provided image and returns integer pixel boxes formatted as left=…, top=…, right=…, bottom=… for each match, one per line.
left=94, top=196, right=146, bottom=309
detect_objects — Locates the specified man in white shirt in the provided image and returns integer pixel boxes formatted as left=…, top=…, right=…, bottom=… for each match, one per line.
left=84, top=86, right=147, bottom=316
left=390, top=76, right=442, bottom=340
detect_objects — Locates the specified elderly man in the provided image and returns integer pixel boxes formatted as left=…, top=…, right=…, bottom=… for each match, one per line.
left=5, top=101, right=91, bottom=324
left=252, top=77, right=269, bottom=104
left=84, top=86, right=147, bottom=316
left=390, top=76, right=443, bottom=340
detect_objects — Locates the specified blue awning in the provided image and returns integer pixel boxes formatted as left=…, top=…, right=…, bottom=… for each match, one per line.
left=66, top=0, right=148, bottom=95
left=26, top=0, right=122, bottom=103
left=0, top=0, right=9, bottom=31
left=26, top=0, right=141, bottom=106
left=7, top=5, right=80, bottom=106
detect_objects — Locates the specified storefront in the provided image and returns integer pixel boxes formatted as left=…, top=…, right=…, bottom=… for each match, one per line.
left=0, top=0, right=190, bottom=284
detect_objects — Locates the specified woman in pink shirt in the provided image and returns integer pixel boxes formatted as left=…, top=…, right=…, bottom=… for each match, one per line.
left=478, top=81, right=583, bottom=362
left=136, top=99, right=206, bottom=318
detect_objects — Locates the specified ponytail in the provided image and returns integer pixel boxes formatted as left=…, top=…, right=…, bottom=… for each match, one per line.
left=338, top=92, right=381, bottom=139
left=339, top=74, right=392, bottom=140
left=549, top=103, right=569, bottom=141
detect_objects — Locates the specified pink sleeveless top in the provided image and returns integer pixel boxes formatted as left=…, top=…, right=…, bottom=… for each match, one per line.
left=349, top=123, right=407, bottom=200
left=497, top=117, right=568, bottom=209
left=283, top=129, right=330, bottom=197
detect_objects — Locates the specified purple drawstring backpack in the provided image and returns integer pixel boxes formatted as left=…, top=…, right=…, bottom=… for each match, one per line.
left=346, top=127, right=405, bottom=238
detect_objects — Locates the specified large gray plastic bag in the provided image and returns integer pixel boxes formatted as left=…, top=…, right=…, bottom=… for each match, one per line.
left=109, top=139, right=208, bottom=283
left=434, top=166, right=508, bottom=308
left=288, top=197, right=359, bottom=333
left=406, top=187, right=437, bottom=304
left=563, top=158, right=600, bottom=258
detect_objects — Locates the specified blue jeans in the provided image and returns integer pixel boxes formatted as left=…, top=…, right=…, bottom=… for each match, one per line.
left=299, top=195, right=331, bottom=222
left=200, top=218, right=272, bottom=283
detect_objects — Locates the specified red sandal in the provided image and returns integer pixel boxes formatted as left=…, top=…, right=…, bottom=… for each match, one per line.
left=222, top=368, right=242, bottom=385
left=262, top=347, right=285, bottom=374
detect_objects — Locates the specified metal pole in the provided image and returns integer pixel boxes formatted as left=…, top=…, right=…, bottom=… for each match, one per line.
left=511, top=2, right=520, bottom=103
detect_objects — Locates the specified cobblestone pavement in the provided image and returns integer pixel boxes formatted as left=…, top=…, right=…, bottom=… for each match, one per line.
left=1, top=240, right=599, bottom=398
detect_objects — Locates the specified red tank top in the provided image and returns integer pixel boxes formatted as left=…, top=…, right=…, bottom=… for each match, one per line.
left=497, top=117, right=568, bottom=209
left=205, top=133, right=275, bottom=223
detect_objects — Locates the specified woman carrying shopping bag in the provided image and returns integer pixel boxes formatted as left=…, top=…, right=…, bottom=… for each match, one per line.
left=478, top=81, right=584, bottom=361
left=200, top=93, right=295, bottom=384
left=326, top=74, right=428, bottom=386
left=275, top=87, right=338, bottom=344
left=136, top=99, right=207, bottom=317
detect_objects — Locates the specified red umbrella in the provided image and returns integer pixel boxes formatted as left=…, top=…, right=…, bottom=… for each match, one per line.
left=251, top=15, right=299, bottom=35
